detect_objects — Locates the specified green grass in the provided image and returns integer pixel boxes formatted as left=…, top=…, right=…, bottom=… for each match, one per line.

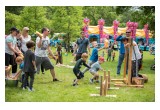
left=5, top=48, right=155, bottom=102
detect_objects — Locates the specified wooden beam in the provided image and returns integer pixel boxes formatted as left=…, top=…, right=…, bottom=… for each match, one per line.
left=123, top=47, right=128, bottom=79
left=100, top=76, right=103, bottom=96
left=111, top=79, right=125, bottom=82
left=108, top=70, right=111, bottom=89
left=114, top=84, right=144, bottom=88
left=127, top=38, right=133, bottom=85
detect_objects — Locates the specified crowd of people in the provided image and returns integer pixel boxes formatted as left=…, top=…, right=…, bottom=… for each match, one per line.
left=5, top=27, right=144, bottom=91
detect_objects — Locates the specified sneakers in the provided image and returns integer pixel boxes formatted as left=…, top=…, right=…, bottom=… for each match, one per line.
left=28, top=88, right=35, bottom=92
left=72, top=83, right=78, bottom=86
left=53, top=78, right=60, bottom=82
left=42, top=72, right=45, bottom=74
left=22, top=87, right=26, bottom=90
left=89, top=78, right=94, bottom=83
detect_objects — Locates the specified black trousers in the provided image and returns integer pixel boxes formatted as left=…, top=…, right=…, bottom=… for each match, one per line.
left=23, top=72, right=35, bottom=90
left=5, top=53, right=17, bottom=73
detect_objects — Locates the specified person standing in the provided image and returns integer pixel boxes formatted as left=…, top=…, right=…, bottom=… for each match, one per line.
left=116, top=30, right=131, bottom=75
left=73, top=31, right=90, bottom=61
left=35, top=27, right=60, bottom=81
left=20, top=27, right=31, bottom=54
left=23, top=41, right=36, bottom=91
left=5, top=27, right=22, bottom=75
left=107, top=46, right=113, bottom=62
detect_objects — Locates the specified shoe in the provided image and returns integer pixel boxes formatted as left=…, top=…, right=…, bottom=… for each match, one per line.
left=28, top=88, right=35, bottom=92
left=72, top=83, right=78, bottom=86
left=89, top=78, right=94, bottom=83
left=53, top=78, right=60, bottom=82
left=95, top=80, right=100, bottom=83
left=42, top=72, right=45, bottom=74
left=22, top=87, right=26, bottom=90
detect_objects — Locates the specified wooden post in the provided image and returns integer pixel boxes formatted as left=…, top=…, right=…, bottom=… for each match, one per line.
left=123, top=47, right=128, bottom=79
left=104, top=75, right=108, bottom=96
left=100, top=76, right=103, bottom=96
left=108, top=70, right=110, bottom=89
left=127, top=38, right=133, bottom=85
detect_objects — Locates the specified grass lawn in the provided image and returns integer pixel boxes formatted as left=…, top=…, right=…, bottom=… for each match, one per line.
left=5, top=47, right=155, bottom=102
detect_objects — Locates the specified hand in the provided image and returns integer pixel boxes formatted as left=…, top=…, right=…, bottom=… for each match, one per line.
left=125, top=43, right=130, bottom=47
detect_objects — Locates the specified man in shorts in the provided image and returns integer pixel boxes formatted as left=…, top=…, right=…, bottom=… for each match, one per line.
left=35, top=27, right=60, bottom=81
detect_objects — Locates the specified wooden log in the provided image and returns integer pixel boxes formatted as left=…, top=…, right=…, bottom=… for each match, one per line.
left=100, top=76, right=103, bottom=96
left=108, top=70, right=110, bottom=89
left=132, top=77, right=144, bottom=85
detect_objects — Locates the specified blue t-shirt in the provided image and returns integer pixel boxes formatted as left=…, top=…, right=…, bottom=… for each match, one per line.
left=19, top=62, right=24, bottom=69
left=116, top=35, right=125, bottom=54
left=90, top=47, right=98, bottom=62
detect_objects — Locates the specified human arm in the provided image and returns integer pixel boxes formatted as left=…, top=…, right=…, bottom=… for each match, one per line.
left=83, top=61, right=90, bottom=69
left=48, top=46, right=57, bottom=60
left=37, top=37, right=43, bottom=48
left=116, top=34, right=123, bottom=41
left=98, top=46, right=105, bottom=51
left=7, top=43, right=21, bottom=55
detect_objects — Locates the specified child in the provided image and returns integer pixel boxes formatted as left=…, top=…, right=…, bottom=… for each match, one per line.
left=56, top=44, right=63, bottom=65
left=107, top=46, right=113, bottom=61
left=89, top=57, right=105, bottom=83
left=101, top=51, right=105, bottom=57
left=82, top=41, right=104, bottom=74
left=23, top=40, right=36, bottom=91
left=112, top=51, right=116, bottom=61
left=73, top=53, right=90, bottom=86
left=122, top=37, right=141, bottom=77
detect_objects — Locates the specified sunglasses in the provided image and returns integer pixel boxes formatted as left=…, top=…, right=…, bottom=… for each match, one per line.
left=126, top=32, right=131, bottom=33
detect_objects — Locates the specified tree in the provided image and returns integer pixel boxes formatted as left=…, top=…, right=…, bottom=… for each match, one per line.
left=83, top=6, right=117, bottom=26
left=5, top=6, right=24, bottom=15
left=5, top=11, right=21, bottom=34
left=51, top=6, right=83, bottom=52
left=19, top=6, right=48, bottom=34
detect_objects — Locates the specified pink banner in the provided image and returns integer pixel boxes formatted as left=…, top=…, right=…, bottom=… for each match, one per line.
left=113, top=20, right=119, bottom=41
left=83, top=17, right=90, bottom=38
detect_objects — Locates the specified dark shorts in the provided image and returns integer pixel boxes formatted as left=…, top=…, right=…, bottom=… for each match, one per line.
left=35, top=56, right=54, bottom=73
left=75, top=53, right=82, bottom=61
left=73, top=68, right=84, bottom=79
left=5, top=53, right=14, bottom=66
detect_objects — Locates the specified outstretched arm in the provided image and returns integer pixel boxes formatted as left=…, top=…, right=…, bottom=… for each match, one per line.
left=83, top=61, right=90, bottom=69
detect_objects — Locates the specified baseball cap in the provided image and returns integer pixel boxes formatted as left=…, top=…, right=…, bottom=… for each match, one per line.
left=99, top=56, right=105, bottom=62
left=10, top=27, right=18, bottom=32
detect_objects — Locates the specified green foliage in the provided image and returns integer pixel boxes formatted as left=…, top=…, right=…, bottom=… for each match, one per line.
left=115, top=6, right=155, bottom=37
left=5, top=11, right=21, bottom=34
left=83, top=6, right=117, bottom=26
left=5, top=6, right=155, bottom=38
left=5, top=6, right=24, bottom=15
left=51, top=6, right=83, bottom=42
left=19, top=6, right=48, bottom=34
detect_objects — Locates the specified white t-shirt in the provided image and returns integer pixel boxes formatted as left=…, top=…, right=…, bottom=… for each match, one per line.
left=132, top=41, right=141, bottom=60
left=21, top=35, right=31, bottom=52
left=35, top=36, right=50, bottom=57
left=5, top=34, right=17, bottom=55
